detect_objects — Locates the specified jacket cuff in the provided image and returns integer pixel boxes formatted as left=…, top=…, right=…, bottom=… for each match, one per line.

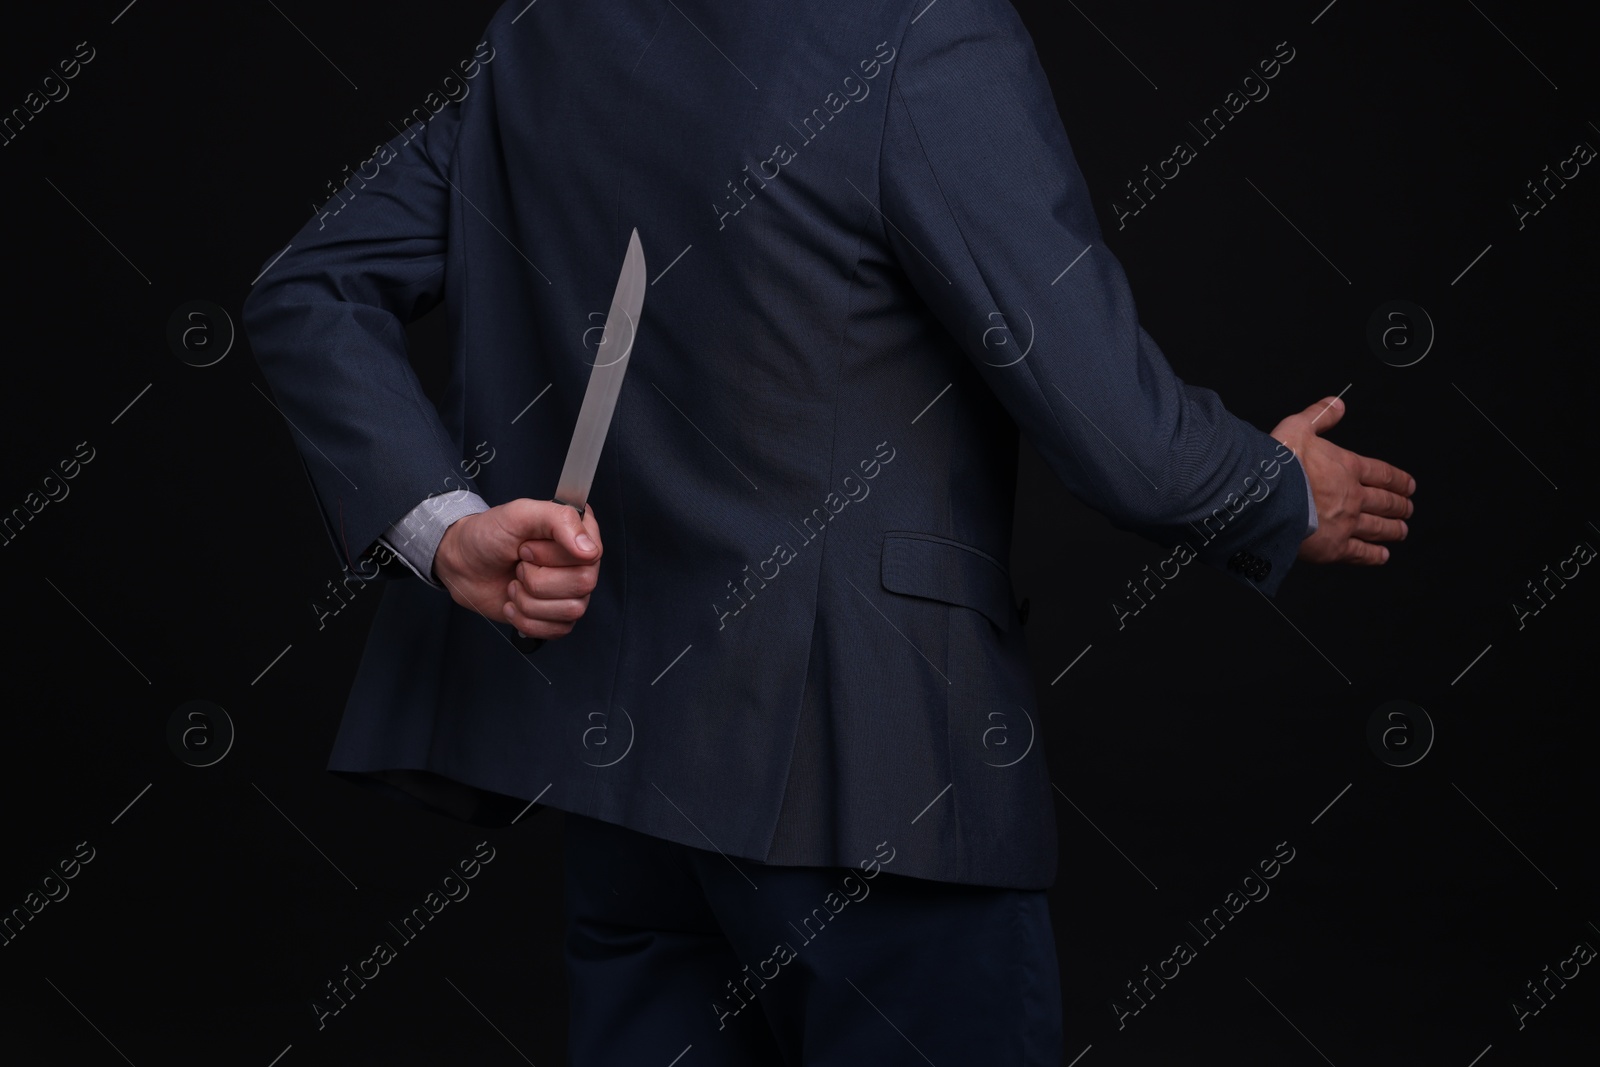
left=1237, top=446, right=1311, bottom=597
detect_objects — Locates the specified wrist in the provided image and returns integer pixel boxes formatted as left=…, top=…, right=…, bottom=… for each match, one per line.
left=432, top=513, right=473, bottom=584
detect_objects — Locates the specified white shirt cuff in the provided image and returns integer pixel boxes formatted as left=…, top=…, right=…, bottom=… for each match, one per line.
left=378, top=490, right=492, bottom=588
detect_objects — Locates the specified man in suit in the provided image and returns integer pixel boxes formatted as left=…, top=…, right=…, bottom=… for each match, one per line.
left=244, top=0, right=1414, bottom=1062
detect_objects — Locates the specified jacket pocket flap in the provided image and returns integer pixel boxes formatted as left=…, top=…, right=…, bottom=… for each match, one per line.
left=880, top=531, right=1013, bottom=632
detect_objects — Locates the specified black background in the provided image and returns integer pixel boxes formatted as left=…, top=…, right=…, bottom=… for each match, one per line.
left=1, top=1, right=1595, bottom=1064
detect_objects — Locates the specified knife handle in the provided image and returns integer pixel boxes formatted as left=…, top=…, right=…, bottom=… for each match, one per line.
left=552, top=495, right=587, bottom=520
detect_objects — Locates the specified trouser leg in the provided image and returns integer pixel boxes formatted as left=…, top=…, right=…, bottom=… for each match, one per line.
left=688, top=849, right=1064, bottom=1066
left=562, top=812, right=788, bottom=1066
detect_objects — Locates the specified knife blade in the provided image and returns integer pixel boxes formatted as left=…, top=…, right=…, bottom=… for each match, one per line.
left=552, top=227, right=646, bottom=517
left=513, top=228, right=646, bottom=654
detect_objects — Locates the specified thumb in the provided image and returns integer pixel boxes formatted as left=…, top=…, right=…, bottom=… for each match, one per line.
left=501, top=499, right=598, bottom=563
left=1302, top=395, right=1344, bottom=435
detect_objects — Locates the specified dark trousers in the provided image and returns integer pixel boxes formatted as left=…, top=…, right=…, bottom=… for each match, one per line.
left=562, top=812, right=1063, bottom=1066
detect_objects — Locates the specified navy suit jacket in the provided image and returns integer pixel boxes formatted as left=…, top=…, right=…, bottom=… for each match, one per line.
left=242, top=0, right=1311, bottom=890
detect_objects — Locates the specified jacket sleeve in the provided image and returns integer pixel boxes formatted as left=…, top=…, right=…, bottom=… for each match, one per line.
left=241, top=102, right=475, bottom=574
left=877, top=0, right=1310, bottom=596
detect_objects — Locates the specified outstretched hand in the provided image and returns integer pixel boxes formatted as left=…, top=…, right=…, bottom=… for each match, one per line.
left=1270, top=396, right=1415, bottom=566
left=433, top=499, right=602, bottom=639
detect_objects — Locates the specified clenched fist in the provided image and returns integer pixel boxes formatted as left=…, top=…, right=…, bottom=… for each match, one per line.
left=433, top=498, right=603, bottom=639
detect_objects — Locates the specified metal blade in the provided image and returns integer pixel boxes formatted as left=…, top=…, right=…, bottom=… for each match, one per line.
left=553, top=228, right=646, bottom=515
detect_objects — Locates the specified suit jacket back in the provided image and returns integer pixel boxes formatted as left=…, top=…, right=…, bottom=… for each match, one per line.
left=242, top=0, right=1310, bottom=890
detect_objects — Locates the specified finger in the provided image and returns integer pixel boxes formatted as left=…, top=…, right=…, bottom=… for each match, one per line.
left=517, top=534, right=608, bottom=568
left=513, top=559, right=600, bottom=600
left=1352, top=513, right=1408, bottom=543
left=1354, top=454, right=1415, bottom=495
left=506, top=579, right=590, bottom=625
left=518, top=539, right=575, bottom=568
left=503, top=599, right=576, bottom=640
left=497, top=498, right=602, bottom=565
left=1341, top=539, right=1391, bottom=565
left=1360, top=485, right=1415, bottom=520
left=1302, top=395, right=1345, bottom=434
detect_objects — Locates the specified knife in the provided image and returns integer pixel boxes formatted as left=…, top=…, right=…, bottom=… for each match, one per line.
left=513, top=228, right=646, bottom=654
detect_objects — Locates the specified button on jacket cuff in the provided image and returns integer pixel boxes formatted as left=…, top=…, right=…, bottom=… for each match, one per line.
left=378, top=490, right=492, bottom=588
